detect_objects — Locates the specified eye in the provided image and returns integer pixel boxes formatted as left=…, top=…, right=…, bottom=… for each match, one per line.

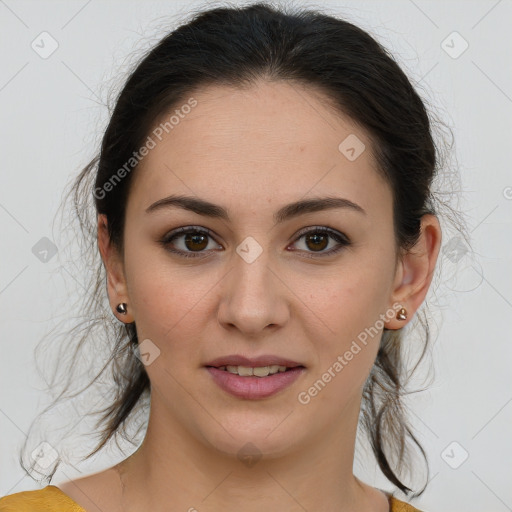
left=289, top=226, right=351, bottom=258
left=160, top=226, right=221, bottom=259
left=159, top=225, right=351, bottom=259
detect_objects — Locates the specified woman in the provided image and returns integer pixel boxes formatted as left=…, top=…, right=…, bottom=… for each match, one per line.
left=1, top=2, right=462, bottom=511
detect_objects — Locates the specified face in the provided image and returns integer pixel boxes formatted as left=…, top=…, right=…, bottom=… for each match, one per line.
left=102, top=80, right=407, bottom=459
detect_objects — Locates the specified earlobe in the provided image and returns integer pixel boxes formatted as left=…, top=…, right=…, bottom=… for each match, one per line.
left=97, top=214, right=133, bottom=323
left=385, top=214, right=442, bottom=329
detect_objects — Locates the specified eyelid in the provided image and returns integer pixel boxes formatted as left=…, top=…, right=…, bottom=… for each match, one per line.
left=293, top=225, right=350, bottom=242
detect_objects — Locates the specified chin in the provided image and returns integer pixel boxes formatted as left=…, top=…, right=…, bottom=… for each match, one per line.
left=200, top=420, right=300, bottom=463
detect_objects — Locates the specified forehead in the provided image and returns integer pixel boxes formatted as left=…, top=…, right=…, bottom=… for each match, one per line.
left=128, top=80, right=391, bottom=221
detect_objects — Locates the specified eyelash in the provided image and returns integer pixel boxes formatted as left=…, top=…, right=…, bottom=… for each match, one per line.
left=159, top=225, right=351, bottom=259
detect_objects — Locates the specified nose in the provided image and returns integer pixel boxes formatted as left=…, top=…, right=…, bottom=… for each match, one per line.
left=216, top=246, right=290, bottom=336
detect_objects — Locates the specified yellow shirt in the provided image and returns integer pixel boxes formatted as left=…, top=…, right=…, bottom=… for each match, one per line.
left=0, top=484, right=425, bottom=511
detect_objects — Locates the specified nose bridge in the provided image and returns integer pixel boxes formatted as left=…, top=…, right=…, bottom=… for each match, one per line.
left=217, top=236, right=288, bottom=333
left=234, top=239, right=271, bottom=298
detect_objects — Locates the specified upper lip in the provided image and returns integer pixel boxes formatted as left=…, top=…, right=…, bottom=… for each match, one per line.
left=205, top=355, right=305, bottom=368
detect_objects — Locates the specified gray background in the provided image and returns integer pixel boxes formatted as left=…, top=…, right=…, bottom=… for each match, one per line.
left=1, top=1, right=511, bottom=511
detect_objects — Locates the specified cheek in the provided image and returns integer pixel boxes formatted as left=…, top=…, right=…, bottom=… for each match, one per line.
left=304, top=258, right=394, bottom=378
left=308, top=259, right=391, bottom=331
left=304, top=293, right=383, bottom=408
left=129, top=273, right=202, bottom=329
left=124, top=232, right=194, bottom=318
left=124, top=251, right=217, bottom=363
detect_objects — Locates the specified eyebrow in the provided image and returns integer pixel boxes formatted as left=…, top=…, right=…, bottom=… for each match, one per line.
left=145, top=194, right=366, bottom=223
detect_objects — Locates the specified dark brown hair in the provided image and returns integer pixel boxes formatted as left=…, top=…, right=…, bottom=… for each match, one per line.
left=20, top=1, right=470, bottom=498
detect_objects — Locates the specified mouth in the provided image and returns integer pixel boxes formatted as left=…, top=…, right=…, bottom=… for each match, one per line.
left=205, top=364, right=304, bottom=377
left=205, top=365, right=306, bottom=399
left=204, top=355, right=305, bottom=371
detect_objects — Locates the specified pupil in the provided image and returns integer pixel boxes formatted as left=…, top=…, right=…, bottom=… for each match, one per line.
left=185, top=233, right=208, bottom=251
left=306, top=233, right=327, bottom=251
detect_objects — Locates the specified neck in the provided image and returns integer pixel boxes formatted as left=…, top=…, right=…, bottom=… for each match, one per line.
left=114, top=394, right=389, bottom=512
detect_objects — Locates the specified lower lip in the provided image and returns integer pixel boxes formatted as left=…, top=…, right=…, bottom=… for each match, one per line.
left=205, top=366, right=305, bottom=399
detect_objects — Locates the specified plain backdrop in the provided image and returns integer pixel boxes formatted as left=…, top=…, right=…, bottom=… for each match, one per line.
left=1, top=1, right=511, bottom=511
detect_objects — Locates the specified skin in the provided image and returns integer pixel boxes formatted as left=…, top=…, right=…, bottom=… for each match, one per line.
left=58, top=80, right=441, bottom=512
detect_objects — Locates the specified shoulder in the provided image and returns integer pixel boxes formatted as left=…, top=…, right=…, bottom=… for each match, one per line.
left=0, top=485, right=85, bottom=512
left=389, top=495, right=427, bottom=512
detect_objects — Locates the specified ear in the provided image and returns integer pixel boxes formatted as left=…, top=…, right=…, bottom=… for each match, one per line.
left=385, top=214, right=442, bottom=329
left=97, top=214, right=133, bottom=322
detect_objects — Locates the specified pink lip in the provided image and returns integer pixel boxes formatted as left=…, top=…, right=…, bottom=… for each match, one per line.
left=205, top=354, right=304, bottom=368
left=206, top=366, right=305, bottom=399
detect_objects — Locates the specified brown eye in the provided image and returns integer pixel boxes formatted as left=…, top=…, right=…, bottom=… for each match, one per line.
left=304, top=232, right=329, bottom=252
left=291, top=227, right=351, bottom=258
left=160, top=225, right=350, bottom=260
left=183, top=232, right=209, bottom=251
left=160, top=226, right=220, bottom=258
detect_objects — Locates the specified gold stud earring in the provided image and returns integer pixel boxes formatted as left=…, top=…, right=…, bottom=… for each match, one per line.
left=396, top=307, right=407, bottom=321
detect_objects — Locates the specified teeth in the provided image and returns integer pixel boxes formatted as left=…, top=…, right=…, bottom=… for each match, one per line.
left=222, top=365, right=288, bottom=376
